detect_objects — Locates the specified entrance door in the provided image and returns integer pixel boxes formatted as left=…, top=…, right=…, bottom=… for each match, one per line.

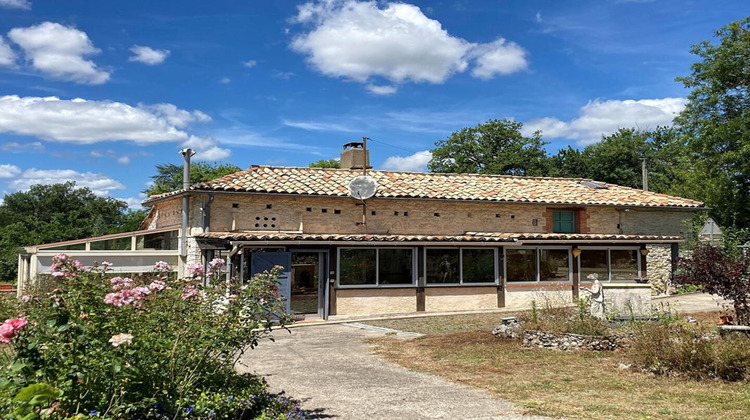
left=290, top=252, right=326, bottom=317
left=250, top=252, right=292, bottom=314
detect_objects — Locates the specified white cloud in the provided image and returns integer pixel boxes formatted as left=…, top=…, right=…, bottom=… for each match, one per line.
left=0, top=95, right=211, bottom=144
left=381, top=150, right=432, bottom=171
left=366, top=84, right=398, bottom=95
left=219, top=77, right=231, bottom=84
left=0, top=0, right=30, bottom=10
left=535, top=12, right=542, bottom=23
left=119, top=194, right=148, bottom=210
left=291, top=1, right=527, bottom=91
left=242, top=60, right=257, bottom=68
left=0, top=36, right=16, bottom=66
left=1, top=141, right=44, bottom=152
left=470, top=38, right=528, bottom=80
left=116, top=156, right=131, bottom=166
left=8, top=168, right=125, bottom=196
left=8, top=22, right=110, bottom=84
left=282, top=119, right=357, bottom=132
left=128, top=45, right=170, bottom=65
left=523, top=97, right=687, bottom=145
left=0, top=164, right=21, bottom=178
left=181, top=135, right=231, bottom=161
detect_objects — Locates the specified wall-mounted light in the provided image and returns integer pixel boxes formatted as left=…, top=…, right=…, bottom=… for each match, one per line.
left=572, top=248, right=582, bottom=258
left=640, top=248, right=649, bottom=256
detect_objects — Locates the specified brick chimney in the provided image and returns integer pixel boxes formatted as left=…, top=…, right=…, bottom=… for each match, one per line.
left=340, top=141, right=371, bottom=170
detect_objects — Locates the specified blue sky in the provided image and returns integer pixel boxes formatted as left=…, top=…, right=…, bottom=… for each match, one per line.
left=0, top=0, right=746, bottom=208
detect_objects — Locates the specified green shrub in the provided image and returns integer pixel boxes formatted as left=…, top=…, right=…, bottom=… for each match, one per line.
left=520, top=297, right=611, bottom=336
left=627, top=321, right=750, bottom=381
left=0, top=254, right=303, bottom=419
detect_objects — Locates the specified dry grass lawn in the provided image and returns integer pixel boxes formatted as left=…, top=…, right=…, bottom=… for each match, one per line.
left=365, top=311, right=750, bottom=419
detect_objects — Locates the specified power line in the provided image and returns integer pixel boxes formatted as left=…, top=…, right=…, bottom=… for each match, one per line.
left=366, top=137, right=422, bottom=155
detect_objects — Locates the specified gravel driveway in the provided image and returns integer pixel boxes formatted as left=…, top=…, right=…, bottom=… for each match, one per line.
left=238, top=323, right=552, bottom=420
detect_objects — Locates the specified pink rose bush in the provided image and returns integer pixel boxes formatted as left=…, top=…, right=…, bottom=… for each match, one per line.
left=0, top=254, right=298, bottom=418
left=0, top=318, right=27, bottom=343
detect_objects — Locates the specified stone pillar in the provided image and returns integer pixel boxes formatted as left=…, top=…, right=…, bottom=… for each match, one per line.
left=646, top=244, right=673, bottom=295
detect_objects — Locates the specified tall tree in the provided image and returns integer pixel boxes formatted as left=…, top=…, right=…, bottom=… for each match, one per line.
left=674, top=17, right=750, bottom=229
left=0, top=183, right=131, bottom=281
left=308, top=159, right=341, bottom=169
left=428, top=119, right=549, bottom=176
left=145, top=162, right=241, bottom=196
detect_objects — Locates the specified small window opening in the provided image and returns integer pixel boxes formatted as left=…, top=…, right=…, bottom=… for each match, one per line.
left=232, top=203, right=239, bottom=208
left=403, top=211, right=409, bottom=216
left=322, top=209, right=328, bottom=213
left=306, top=207, right=312, bottom=212
left=371, top=210, right=377, bottom=216
left=266, top=204, right=272, bottom=209
left=394, top=211, right=399, bottom=216
left=434, top=212, right=440, bottom=217
left=334, top=209, right=341, bottom=214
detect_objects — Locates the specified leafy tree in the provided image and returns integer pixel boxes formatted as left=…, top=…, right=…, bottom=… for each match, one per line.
left=674, top=244, right=750, bottom=324
left=550, top=127, right=687, bottom=193
left=674, top=17, right=750, bottom=229
left=0, top=183, right=130, bottom=281
left=308, top=159, right=341, bottom=169
left=145, top=162, right=241, bottom=196
left=428, top=119, right=549, bottom=176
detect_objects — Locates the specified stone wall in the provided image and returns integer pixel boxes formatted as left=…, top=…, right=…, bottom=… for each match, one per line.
left=603, top=283, right=652, bottom=315
left=522, top=330, right=631, bottom=351
left=146, top=192, right=694, bottom=237
left=335, top=288, right=416, bottom=315
left=646, top=244, right=673, bottom=295
left=424, top=286, right=497, bottom=312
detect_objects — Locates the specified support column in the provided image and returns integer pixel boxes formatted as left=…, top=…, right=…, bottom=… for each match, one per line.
left=572, top=249, right=580, bottom=300
left=416, top=246, right=425, bottom=312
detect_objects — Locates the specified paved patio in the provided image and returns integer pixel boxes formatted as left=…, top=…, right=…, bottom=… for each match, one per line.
left=238, top=323, right=552, bottom=420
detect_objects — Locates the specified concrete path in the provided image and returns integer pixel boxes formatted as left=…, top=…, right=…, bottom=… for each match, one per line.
left=238, top=324, right=552, bottom=420
left=653, top=292, right=729, bottom=313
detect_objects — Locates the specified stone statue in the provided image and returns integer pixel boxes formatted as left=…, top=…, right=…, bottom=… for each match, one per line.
left=580, top=274, right=606, bottom=319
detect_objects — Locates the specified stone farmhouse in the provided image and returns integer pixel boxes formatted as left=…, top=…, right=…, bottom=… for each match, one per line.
left=18, top=144, right=704, bottom=319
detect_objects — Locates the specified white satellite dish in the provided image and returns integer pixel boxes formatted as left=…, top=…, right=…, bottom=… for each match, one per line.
left=348, top=175, right=378, bottom=200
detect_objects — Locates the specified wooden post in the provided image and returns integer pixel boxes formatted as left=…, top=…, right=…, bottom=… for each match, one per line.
left=572, top=251, right=580, bottom=300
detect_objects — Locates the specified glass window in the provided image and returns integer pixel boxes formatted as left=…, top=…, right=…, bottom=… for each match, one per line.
left=539, top=249, right=570, bottom=281
left=506, top=249, right=537, bottom=282
left=610, top=249, right=639, bottom=281
left=553, top=210, right=576, bottom=233
left=378, top=249, right=413, bottom=285
left=426, top=249, right=460, bottom=284
left=136, top=230, right=179, bottom=250
left=90, top=237, right=132, bottom=251
left=339, top=249, right=376, bottom=286
left=580, top=249, right=608, bottom=280
left=462, top=249, right=495, bottom=283
left=43, top=243, right=86, bottom=251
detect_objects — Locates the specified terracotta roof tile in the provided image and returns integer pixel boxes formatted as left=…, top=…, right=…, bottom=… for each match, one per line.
left=147, top=166, right=704, bottom=208
left=196, top=231, right=682, bottom=243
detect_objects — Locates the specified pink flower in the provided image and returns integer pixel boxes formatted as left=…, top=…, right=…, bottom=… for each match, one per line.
left=208, top=258, right=225, bottom=272
left=110, top=277, right=134, bottom=291
left=21, top=295, right=32, bottom=303
left=148, top=281, right=167, bottom=291
left=187, top=263, right=204, bottom=278
left=101, top=261, right=113, bottom=269
left=0, top=318, right=27, bottom=343
left=181, top=286, right=200, bottom=302
left=153, top=261, right=171, bottom=272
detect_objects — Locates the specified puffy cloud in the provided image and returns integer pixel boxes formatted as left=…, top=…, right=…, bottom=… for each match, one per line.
left=0, top=164, right=21, bottom=178
left=242, top=60, right=257, bottom=68
left=381, top=150, right=432, bottom=172
left=291, top=1, right=526, bottom=91
left=181, top=135, right=231, bottom=161
left=8, top=168, right=126, bottom=196
left=523, top=98, right=687, bottom=145
left=116, top=156, right=131, bottom=166
left=0, top=0, right=31, bottom=10
left=0, top=95, right=211, bottom=144
left=128, top=45, right=170, bottom=65
left=8, top=22, right=110, bottom=84
left=0, top=36, right=16, bottom=66
left=470, top=38, right=528, bottom=80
